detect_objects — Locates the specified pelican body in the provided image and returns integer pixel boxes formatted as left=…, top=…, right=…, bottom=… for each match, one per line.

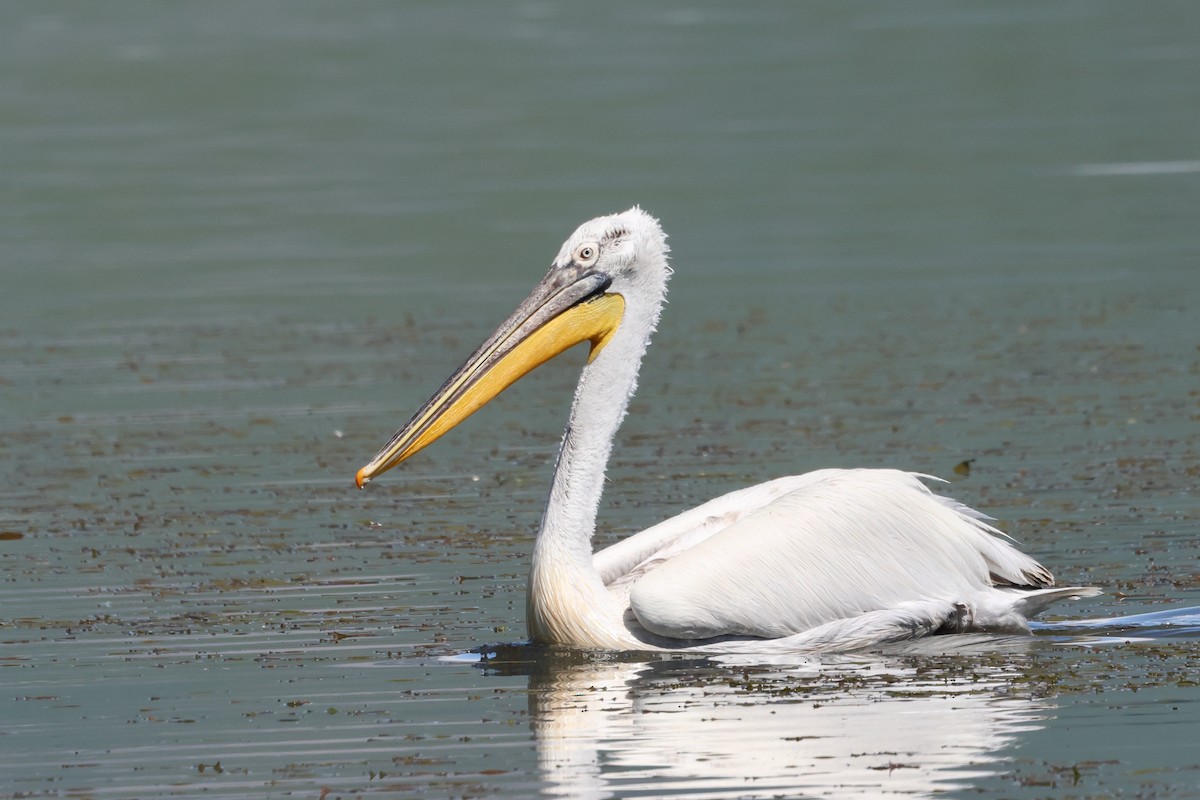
left=356, top=208, right=1098, bottom=653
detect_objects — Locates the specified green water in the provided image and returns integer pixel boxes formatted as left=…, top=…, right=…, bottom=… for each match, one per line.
left=3, top=2, right=1198, bottom=797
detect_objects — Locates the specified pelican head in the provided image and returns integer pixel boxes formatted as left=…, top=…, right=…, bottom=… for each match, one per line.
left=356, top=207, right=670, bottom=488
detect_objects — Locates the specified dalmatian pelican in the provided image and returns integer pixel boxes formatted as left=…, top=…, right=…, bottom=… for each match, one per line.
left=355, top=207, right=1098, bottom=652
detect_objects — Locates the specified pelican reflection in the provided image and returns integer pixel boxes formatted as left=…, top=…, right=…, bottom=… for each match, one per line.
left=482, top=643, right=1048, bottom=799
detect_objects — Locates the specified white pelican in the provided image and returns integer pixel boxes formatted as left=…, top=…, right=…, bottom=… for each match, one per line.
left=356, top=207, right=1099, bottom=653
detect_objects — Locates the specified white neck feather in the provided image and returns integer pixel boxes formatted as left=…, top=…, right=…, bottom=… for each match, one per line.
left=526, top=271, right=667, bottom=646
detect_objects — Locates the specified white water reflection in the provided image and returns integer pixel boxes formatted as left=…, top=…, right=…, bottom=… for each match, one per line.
left=1032, top=605, right=1200, bottom=644
left=488, top=647, right=1051, bottom=799
left=1038, top=605, right=1200, bottom=631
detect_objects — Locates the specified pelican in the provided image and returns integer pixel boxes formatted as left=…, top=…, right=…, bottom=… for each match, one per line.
left=356, top=207, right=1099, bottom=653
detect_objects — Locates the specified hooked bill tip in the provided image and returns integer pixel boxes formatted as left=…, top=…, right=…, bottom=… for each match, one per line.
left=355, top=467, right=371, bottom=489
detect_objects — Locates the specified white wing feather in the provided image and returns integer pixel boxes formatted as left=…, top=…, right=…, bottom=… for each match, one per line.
left=593, top=474, right=815, bottom=587
left=616, top=469, right=1059, bottom=640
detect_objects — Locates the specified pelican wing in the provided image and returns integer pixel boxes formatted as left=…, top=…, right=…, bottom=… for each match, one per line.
left=593, top=475, right=814, bottom=587
left=623, top=469, right=1054, bottom=640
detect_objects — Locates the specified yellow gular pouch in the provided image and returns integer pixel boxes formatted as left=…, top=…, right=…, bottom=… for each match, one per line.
left=358, top=292, right=624, bottom=484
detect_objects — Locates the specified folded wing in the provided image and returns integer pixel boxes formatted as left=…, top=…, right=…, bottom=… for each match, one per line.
left=621, top=469, right=1054, bottom=640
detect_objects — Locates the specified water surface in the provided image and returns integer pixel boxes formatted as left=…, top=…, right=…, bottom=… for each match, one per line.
left=3, top=2, right=1199, bottom=797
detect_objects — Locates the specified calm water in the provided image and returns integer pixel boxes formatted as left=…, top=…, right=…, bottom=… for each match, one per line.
left=3, top=2, right=1199, bottom=797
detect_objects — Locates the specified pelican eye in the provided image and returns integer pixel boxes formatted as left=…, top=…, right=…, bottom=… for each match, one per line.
left=574, top=243, right=599, bottom=266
